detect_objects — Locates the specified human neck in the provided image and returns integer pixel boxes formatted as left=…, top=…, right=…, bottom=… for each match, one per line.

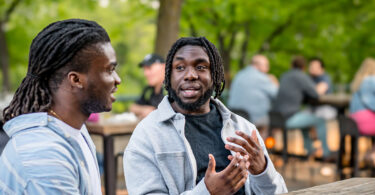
left=50, top=91, right=88, bottom=130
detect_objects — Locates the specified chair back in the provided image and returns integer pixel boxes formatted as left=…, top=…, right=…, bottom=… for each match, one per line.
left=269, top=111, right=286, bottom=129
left=338, top=116, right=360, bottom=136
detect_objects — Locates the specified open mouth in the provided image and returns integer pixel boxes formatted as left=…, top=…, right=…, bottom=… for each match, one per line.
left=110, top=88, right=117, bottom=101
left=180, top=85, right=201, bottom=98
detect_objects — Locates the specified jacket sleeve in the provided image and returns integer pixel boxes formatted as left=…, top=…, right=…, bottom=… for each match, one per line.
left=248, top=156, right=288, bottom=194
left=247, top=129, right=288, bottom=195
left=300, top=74, right=319, bottom=100
left=124, top=149, right=210, bottom=195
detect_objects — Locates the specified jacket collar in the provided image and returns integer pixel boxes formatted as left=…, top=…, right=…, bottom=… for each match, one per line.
left=156, top=96, right=232, bottom=122
left=3, top=112, right=49, bottom=137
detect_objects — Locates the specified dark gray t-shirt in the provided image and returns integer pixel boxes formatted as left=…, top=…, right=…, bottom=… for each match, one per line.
left=184, top=102, right=245, bottom=195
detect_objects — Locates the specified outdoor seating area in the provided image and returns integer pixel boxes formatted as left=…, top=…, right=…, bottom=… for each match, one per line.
left=1, top=1, right=375, bottom=194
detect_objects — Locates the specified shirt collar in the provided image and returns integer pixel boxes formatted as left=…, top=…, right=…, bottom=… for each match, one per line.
left=156, top=96, right=232, bottom=122
left=3, top=112, right=49, bottom=137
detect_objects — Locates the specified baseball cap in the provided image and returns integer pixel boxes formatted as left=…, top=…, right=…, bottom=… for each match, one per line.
left=139, top=54, right=165, bottom=67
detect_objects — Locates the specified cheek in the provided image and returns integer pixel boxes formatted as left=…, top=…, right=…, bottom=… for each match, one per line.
left=170, top=73, right=179, bottom=89
left=100, top=74, right=115, bottom=87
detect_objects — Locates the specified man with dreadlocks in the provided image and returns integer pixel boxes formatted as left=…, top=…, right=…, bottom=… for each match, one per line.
left=0, top=19, right=121, bottom=194
left=123, top=37, right=287, bottom=194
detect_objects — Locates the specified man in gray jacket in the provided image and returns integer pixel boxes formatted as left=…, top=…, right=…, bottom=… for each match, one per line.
left=123, top=37, right=287, bottom=195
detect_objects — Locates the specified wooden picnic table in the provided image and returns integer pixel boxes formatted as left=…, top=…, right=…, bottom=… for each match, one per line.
left=318, top=93, right=351, bottom=113
left=86, top=120, right=139, bottom=195
left=286, top=177, right=375, bottom=194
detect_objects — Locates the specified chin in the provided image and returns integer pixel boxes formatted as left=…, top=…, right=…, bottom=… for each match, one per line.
left=104, top=104, right=112, bottom=112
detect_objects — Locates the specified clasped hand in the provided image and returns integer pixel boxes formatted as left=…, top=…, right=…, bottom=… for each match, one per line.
left=204, top=130, right=266, bottom=195
left=225, top=130, right=267, bottom=175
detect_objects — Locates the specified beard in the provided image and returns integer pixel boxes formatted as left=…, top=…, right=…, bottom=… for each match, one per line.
left=169, top=87, right=213, bottom=112
left=81, top=96, right=110, bottom=116
left=80, top=84, right=111, bottom=116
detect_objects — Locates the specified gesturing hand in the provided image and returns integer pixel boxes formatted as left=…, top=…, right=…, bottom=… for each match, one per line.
left=204, top=153, right=248, bottom=195
left=225, top=130, right=266, bottom=175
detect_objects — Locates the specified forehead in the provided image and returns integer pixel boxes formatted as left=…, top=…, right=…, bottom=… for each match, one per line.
left=310, top=60, right=321, bottom=67
left=94, top=42, right=115, bottom=57
left=88, top=42, right=116, bottom=69
left=174, top=45, right=209, bottom=62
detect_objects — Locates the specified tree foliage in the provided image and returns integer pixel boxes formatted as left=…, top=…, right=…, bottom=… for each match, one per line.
left=180, top=0, right=375, bottom=85
left=1, top=0, right=375, bottom=98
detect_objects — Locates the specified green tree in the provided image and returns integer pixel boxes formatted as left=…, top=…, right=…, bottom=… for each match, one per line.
left=180, top=0, right=375, bottom=86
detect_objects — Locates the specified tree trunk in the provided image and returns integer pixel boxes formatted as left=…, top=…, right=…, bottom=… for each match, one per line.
left=154, top=0, right=183, bottom=59
left=0, top=21, right=10, bottom=93
left=239, top=21, right=250, bottom=69
left=0, top=0, right=22, bottom=93
left=221, top=49, right=231, bottom=87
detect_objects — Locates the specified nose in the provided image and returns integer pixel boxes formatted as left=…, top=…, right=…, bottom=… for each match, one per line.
left=113, top=71, right=121, bottom=86
left=184, top=66, right=198, bottom=81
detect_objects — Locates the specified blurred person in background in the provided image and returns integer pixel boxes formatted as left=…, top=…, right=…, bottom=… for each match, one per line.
left=0, top=19, right=121, bottom=194
left=350, top=58, right=375, bottom=166
left=309, top=58, right=333, bottom=94
left=308, top=57, right=337, bottom=120
left=228, top=54, right=278, bottom=139
left=273, top=56, right=331, bottom=158
left=130, top=54, right=165, bottom=119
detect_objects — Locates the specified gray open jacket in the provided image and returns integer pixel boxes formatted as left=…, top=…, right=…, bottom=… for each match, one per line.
left=123, top=96, right=287, bottom=195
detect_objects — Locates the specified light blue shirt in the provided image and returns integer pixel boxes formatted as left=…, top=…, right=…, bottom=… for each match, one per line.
left=350, top=76, right=375, bottom=113
left=0, top=112, right=98, bottom=194
left=228, top=66, right=278, bottom=124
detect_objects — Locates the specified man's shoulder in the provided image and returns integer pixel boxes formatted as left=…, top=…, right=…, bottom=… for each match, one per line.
left=5, top=125, right=74, bottom=159
left=0, top=126, right=78, bottom=188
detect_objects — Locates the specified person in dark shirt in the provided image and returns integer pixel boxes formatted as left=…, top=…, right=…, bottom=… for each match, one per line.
left=308, top=57, right=337, bottom=120
left=130, top=54, right=165, bottom=118
left=308, top=57, right=333, bottom=95
left=274, top=56, right=331, bottom=158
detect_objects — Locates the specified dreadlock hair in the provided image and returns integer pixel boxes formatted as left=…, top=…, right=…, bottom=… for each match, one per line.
left=3, top=19, right=110, bottom=123
left=164, top=37, right=225, bottom=99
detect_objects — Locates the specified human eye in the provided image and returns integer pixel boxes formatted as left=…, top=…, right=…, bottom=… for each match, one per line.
left=108, top=66, right=116, bottom=73
left=196, top=65, right=207, bottom=70
left=175, top=65, right=185, bottom=71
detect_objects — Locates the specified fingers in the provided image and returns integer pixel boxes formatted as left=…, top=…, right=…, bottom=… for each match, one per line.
left=222, top=153, right=241, bottom=175
left=251, top=130, right=260, bottom=145
left=230, top=156, right=247, bottom=180
left=225, top=144, right=248, bottom=156
left=236, top=130, right=260, bottom=149
left=206, top=154, right=216, bottom=174
left=226, top=136, right=257, bottom=157
left=228, top=154, right=250, bottom=169
left=233, top=173, right=248, bottom=191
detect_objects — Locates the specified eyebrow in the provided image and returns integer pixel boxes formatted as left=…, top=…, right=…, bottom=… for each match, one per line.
left=174, top=56, right=185, bottom=61
left=174, top=57, right=209, bottom=64
left=109, top=62, right=118, bottom=67
left=195, top=58, right=209, bottom=64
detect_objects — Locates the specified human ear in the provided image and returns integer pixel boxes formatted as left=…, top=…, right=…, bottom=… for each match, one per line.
left=67, top=71, right=85, bottom=89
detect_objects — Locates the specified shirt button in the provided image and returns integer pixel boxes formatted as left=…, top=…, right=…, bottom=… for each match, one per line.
left=80, top=161, right=85, bottom=167
left=47, top=117, right=52, bottom=122
left=64, top=133, right=70, bottom=138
